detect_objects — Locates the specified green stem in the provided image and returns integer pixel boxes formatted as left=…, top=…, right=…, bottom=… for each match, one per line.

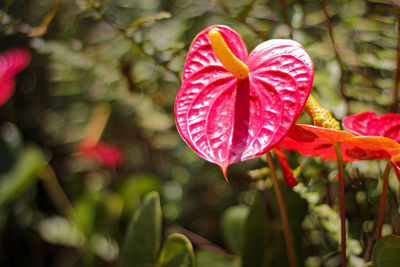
left=321, top=0, right=350, bottom=113
left=279, top=0, right=293, bottom=39
left=333, top=143, right=346, bottom=267
left=39, top=165, right=73, bottom=218
left=266, top=151, right=297, bottom=267
left=393, top=17, right=400, bottom=113
left=377, top=160, right=392, bottom=240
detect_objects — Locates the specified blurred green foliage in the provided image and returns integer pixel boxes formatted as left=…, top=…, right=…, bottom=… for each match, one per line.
left=1, top=0, right=400, bottom=266
left=372, top=234, right=400, bottom=267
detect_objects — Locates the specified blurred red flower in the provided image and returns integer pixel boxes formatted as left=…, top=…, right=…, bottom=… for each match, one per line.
left=77, top=141, right=125, bottom=168
left=0, top=48, right=31, bottom=106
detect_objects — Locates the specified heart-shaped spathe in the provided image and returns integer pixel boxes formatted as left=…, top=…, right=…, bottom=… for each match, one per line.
left=343, top=111, right=400, bottom=143
left=175, top=25, right=314, bottom=175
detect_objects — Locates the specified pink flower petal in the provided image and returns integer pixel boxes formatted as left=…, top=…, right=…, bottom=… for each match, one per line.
left=0, top=48, right=31, bottom=77
left=0, top=48, right=31, bottom=106
left=175, top=26, right=314, bottom=174
left=0, top=77, right=15, bottom=106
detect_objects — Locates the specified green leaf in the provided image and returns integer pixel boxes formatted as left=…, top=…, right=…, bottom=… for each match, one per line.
left=119, top=192, right=162, bottom=267
left=241, top=191, right=265, bottom=267
left=372, top=234, right=400, bottom=267
left=196, top=249, right=240, bottom=267
left=220, top=205, right=249, bottom=254
left=120, top=173, right=161, bottom=216
left=157, top=233, right=195, bottom=267
left=0, top=146, right=46, bottom=207
left=73, top=195, right=98, bottom=237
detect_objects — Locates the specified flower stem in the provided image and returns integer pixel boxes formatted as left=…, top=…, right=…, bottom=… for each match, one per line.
left=364, top=160, right=392, bottom=262
left=39, top=165, right=73, bottom=218
left=377, top=160, right=391, bottom=240
left=333, top=143, right=346, bottom=267
left=321, top=0, right=350, bottom=113
left=363, top=220, right=377, bottom=262
left=278, top=0, right=293, bottom=39
left=266, top=151, right=297, bottom=267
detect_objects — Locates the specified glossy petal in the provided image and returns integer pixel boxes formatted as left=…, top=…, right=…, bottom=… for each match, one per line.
left=175, top=26, right=313, bottom=173
left=327, top=137, right=400, bottom=162
left=78, top=141, right=125, bottom=168
left=343, top=111, right=400, bottom=142
left=337, top=137, right=400, bottom=182
left=0, top=48, right=31, bottom=106
left=273, top=147, right=298, bottom=187
left=390, top=154, right=400, bottom=181
left=279, top=124, right=353, bottom=159
left=281, top=125, right=400, bottom=181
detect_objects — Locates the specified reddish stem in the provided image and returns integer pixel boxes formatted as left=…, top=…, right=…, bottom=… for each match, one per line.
left=363, top=220, right=377, bottom=262
left=377, top=161, right=392, bottom=240
left=364, top=161, right=392, bottom=262
left=333, top=143, right=346, bottom=267
left=266, top=152, right=297, bottom=267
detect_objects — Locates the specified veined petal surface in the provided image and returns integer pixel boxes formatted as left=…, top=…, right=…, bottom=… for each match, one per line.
left=343, top=111, right=400, bottom=142
left=279, top=124, right=353, bottom=159
left=175, top=26, right=313, bottom=173
left=281, top=125, right=400, bottom=173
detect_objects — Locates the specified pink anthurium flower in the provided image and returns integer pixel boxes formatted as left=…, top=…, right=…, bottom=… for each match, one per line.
left=175, top=25, right=314, bottom=177
left=0, top=48, right=31, bottom=106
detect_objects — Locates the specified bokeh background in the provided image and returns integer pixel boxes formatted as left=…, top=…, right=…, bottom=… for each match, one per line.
left=1, top=0, right=400, bottom=266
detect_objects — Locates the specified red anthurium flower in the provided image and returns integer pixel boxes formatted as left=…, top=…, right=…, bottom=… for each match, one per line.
left=343, top=111, right=400, bottom=142
left=324, top=137, right=400, bottom=162
left=342, top=111, right=400, bottom=180
left=279, top=124, right=353, bottom=160
left=77, top=140, right=125, bottom=168
left=0, top=48, right=31, bottom=106
left=175, top=25, right=314, bottom=176
left=280, top=124, right=400, bottom=180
